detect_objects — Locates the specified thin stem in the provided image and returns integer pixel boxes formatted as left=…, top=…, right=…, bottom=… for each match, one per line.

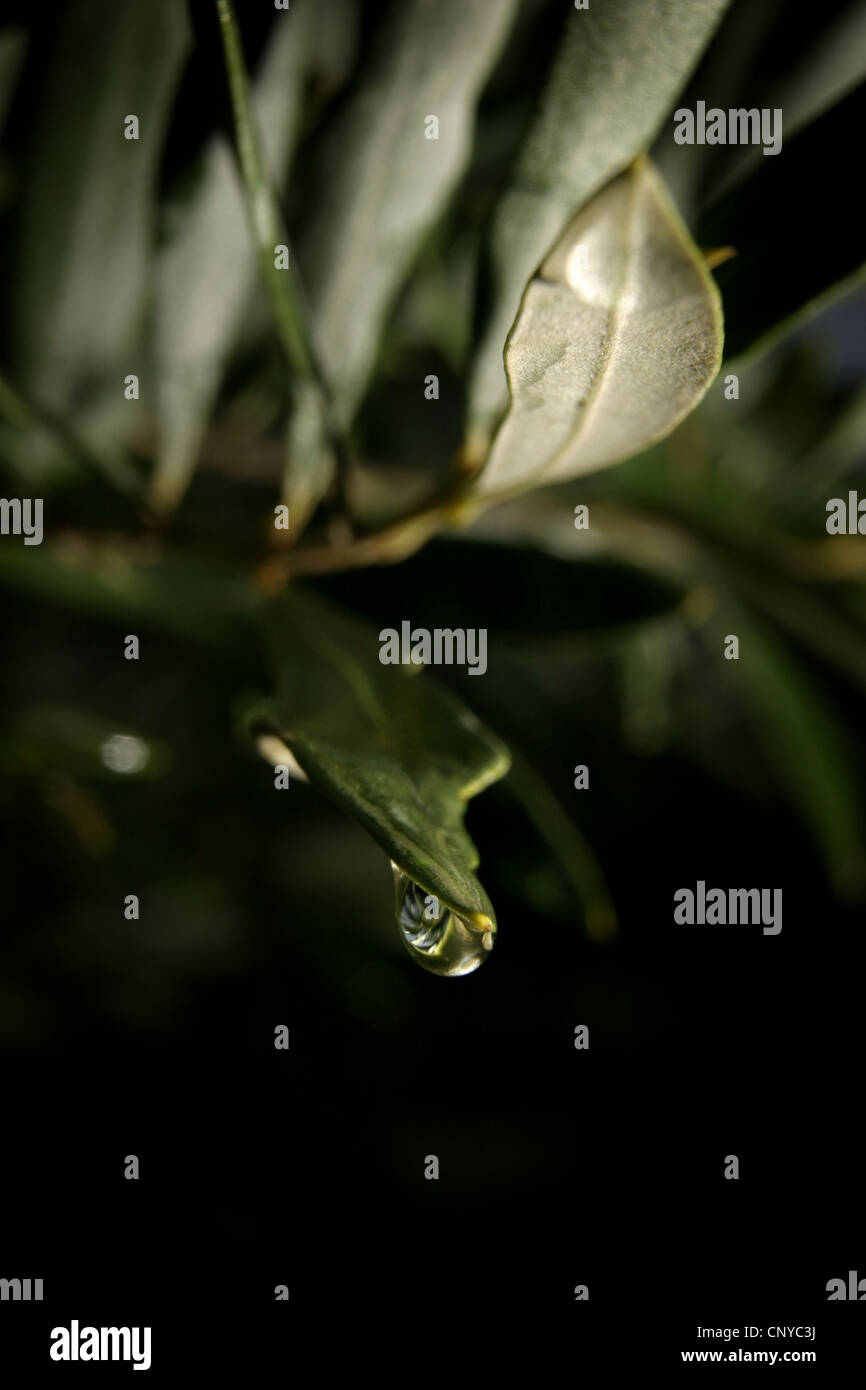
left=504, top=749, right=618, bottom=944
left=214, top=0, right=351, bottom=525
left=256, top=499, right=453, bottom=593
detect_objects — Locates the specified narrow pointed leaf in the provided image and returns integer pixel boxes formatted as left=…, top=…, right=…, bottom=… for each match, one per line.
left=7, top=0, right=189, bottom=432
left=697, top=83, right=866, bottom=360
left=766, top=1, right=866, bottom=140
left=472, top=159, right=722, bottom=499
left=152, top=3, right=320, bottom=512
left=468, top=0, right=730, bottom=449
left=258, top=590, right=510, bottom=928
left=298, top=0, right=519, bottom=426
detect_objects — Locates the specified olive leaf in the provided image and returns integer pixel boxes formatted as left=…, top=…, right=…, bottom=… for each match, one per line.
left=151, top=3, right=320, bottom=513
left=298, top=0, right=519, bottom=426
left=0, top=537, right=265, bottom=662
left=7, top=0, right=189, bottom=440
left=697, top=82, right=866, bottom=360
left=467, top=0, right=731, bottom=451
left=763, top=2, right=866, bottom=143
left=470, top=158, right=723, bottom=500
left=255, top=590, right=510, bottom=931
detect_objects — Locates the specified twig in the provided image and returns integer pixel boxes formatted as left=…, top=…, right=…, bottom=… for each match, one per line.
left=214, top=0, right=352, bottom=528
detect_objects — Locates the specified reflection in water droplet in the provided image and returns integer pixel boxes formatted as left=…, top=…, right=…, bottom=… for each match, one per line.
left=392, top=864, right=495, bottom=977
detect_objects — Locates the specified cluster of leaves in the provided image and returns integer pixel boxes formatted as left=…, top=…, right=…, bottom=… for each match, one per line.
left=1, top=0, right=865, bottom=950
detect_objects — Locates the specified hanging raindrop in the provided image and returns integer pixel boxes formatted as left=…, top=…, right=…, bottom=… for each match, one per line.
left=392, top=863, right=495, bottom=977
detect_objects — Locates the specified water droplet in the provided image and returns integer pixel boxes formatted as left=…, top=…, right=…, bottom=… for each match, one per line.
left=392, top=864, right=495, bottom=977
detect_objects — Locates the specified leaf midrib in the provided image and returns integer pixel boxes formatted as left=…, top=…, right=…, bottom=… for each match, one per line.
left=534, top=169, right=641, bottom=486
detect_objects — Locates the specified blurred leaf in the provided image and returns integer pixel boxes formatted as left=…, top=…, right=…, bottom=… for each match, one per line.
left=470, top=160, right=722, bottom=498
left=151, top=2, right=320, bottom=512
left=0, top=537, right=265, bottom=662
left=503, top=749, right=617, bottom=944
left=471, top=470, right=866, bottom=698
left=385, top=230, right=477, bottom=376
left=652, top=0, right=866, bottom=214
left=705, top=604, right=866, bottom=898
left=213, top=0, right=347, bottom=533
left=301, top=0, right=358, bottom=91
left=7, top=0, right=190, bottom=443
left=595, top=503, right=866, bottom=697
left=650, top=0, right=787, bottom=219
left=256, top=588, right=510, bottom=929
left=786, top=384, right=866, bottom=504
left=467, top=0, right=730, bottom=449
left=281, top=379, right=339, bottom=534
left=619, top=618, right=679, bottom=755
left=298, top=0, right=519, bottom=426
left=698, top=84, right=866, bottom=359
left=0, top=364, right=143, bottom=498
left=769, top=0, right=866, bottom=137
left=0, top=26, right=26, bottom=135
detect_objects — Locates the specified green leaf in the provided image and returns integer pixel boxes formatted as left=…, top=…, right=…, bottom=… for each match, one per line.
left=256, top=589, right=510, bottom=930
left=470, top=159, right=722, bottom=499
left=213, top=0, right=350, bottom=533
left=298, top=0, right=519, bottom=426
left=697, top=83, right=866, bottom=360
left=7, top=0, right=190, bottom=438
left=767, top=1, right=866, bottom=139
left=467, top=0, right=730, bottom=450
left=151, top=3, right=318, bottom=513
left=0, top=538, right=265, bottom=663
left=787, top=385, right=866, bottom=505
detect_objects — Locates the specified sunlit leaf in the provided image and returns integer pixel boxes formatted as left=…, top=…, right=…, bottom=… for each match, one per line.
left=470, top=159, right=722, bottom=499
left=468, top=0, right=731, bottom=450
